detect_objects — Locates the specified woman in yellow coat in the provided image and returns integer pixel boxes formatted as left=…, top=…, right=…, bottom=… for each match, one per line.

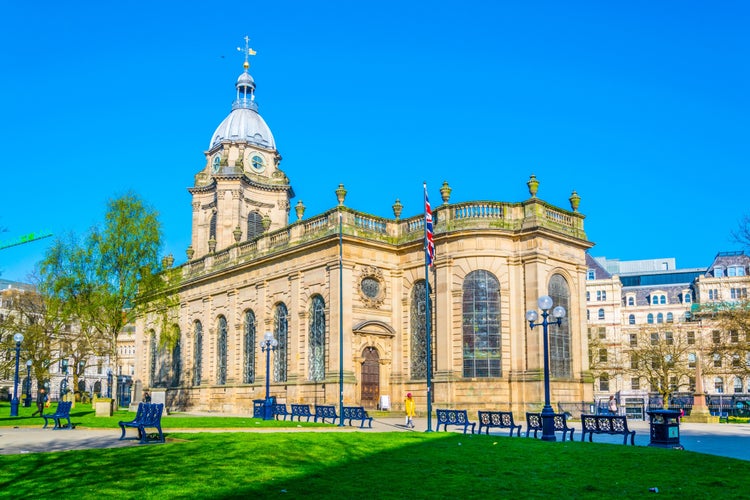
left=404, top=393, right=416, bottom=428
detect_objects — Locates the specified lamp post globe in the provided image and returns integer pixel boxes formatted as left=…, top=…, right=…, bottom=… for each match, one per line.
left=526, top=297, right=565, bottom=442
left=10, top=333, right=24, bottom=417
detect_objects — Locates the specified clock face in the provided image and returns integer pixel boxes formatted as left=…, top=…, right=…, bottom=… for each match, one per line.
left=250, top=154, right=265, bottom=173
left=212, top=155, right=221, bottom=173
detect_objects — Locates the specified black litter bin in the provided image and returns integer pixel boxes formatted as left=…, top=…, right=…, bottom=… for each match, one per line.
left=647, top=409, right=683, bottom=449
left=253, top=399, right=265, bottom=418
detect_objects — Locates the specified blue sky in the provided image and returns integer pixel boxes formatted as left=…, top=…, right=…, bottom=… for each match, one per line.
left=1, top=1, right=748, bottom=281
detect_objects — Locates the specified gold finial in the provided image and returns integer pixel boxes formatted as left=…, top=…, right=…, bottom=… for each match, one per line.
left=237, top=35, right=257, bottom=70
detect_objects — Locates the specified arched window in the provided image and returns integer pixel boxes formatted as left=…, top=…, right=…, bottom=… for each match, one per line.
left=217, top=316, right=228, bottom=385
left=309, top=295, right=326, bottom=381
left=627, top=296, right=635, bottom=306
left=171, top=325, right=181, bottom=387
left=734, top=377, right=743, bottom=393
left=274, top=303, right=288, bottom=382
left=652, top=296, right=658, bottom=305
left=411, top=280, right=432, bottom=379
left=628, top=314, right=636, bottom=325
left=193, top=321, right=203, bottom=386
left=462, top=271, right=501, bottom=378
left=549, top=274, right=572, bottom=378
left=657, top=313, right=664, bottom=324
left=243, top=310, right=256, bottom=384
left=666, top=312, right=673, bottom=323
left=660, top=295, right=667, bottom=304
left=647, top=313, right=654, bottom=324
left=247, top=211, right=264, bottom=240
left=597, top=308, right=605, bottom=320
left=714, top=377, right=724, bottom=393
left=209, top=211, right=217, bottom=240
left=149, top=330, right=157, bottom=387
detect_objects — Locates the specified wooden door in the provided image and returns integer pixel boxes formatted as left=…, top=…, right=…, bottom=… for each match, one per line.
left=360, top=348, right=380, bottom=408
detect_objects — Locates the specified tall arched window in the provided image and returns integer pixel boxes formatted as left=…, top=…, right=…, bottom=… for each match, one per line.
left=243, top=310, right=256, bottom=384
left=647, top=313, right=654, bottom=324
left=549, top=274, right=572, bottom=378
left=411, top=280, right=432, bottom=379
left=597, top=308, right=605, bottom=320
left=657, top=313, right=664, bottom=324
left=217, top=316, right=228, bottom=385
left=149, top=330, right=157, bottom=387
left=309, top=295, right=326, bottom=381
left=171, top=325, right=181, bottom=387
left=247, top=211, right=264, bottom=240
left=209, top=211, right=217, bottom=240
left=462, top=270, right=501, bottom=378
left=274, top=303, right=288, bottom=382
left=628, top=314, right=636, bottom=325
left=193, top=321, right=203, bottom=386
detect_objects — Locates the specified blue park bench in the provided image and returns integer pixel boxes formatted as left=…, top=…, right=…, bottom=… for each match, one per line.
left=42, top=401, right=73, bottom=430
left=436, top=409, right=476, bottom=434
left=118, top=402, right=165, bottom=444
left=342, top=406, right=373, bottom=428
left=477, top=410, right=522, bottom=436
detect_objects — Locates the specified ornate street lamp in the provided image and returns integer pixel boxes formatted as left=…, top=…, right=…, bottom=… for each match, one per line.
left=24, top=360, right=32, bottom=407
left=107, top=369, right=113, bottom=399
left=526, top=295, right=566, bottom=442
left=10, top=333, right=24, bottom=417
left=259, top=331, right=278, bottom=420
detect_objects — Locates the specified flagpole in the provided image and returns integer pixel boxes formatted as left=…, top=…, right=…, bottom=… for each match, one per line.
left=423, top=182, right=433, bottom=433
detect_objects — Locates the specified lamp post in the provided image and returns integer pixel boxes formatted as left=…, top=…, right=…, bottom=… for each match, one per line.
left=24, top=360, right=33, bottom=407
left=107, top=369, right=113, bottom=398
left=259, top=331, right=278, bottom=420
left=526, top=295, right=566, bottom=442
left=10, top=333, right=24, bottom=417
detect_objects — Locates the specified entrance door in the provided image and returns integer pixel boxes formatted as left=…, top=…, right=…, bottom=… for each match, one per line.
left=360, top=348, right=380, bottom=408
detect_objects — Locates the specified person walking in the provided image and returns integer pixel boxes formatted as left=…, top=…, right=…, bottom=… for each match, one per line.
left=608, top=395, right=618, bottom=415
left=404, top=392, right=416, bottom=428
left=32, top=387, right=47, bottom=417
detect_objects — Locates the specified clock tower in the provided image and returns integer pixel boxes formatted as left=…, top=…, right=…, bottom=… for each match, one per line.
left=188, top=37, right=293, bottom=260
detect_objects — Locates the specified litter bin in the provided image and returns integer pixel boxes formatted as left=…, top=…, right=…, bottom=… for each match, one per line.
left=647, top=409, right=683, bottom=449
left=253, top=399, right=265, bottom=418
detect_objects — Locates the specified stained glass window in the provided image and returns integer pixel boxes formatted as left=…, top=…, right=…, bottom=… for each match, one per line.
left=217, top=316, right=227, bottom=385
left=171, top=326, right=181, bottom=387
left=309, top=295, right=326, bottom=381
left=243, top=310, right=256, bottom=384
left=410, top=280, right=432, bottom=379
left=149, top=330, right=157, bottom=387
left=193, top=321, right=203, bottom=386
left=548, top=274, right=571, bottom=378
left=274, top=303, right=288, bottom=382
left=462, top=271, right=501, bottom=378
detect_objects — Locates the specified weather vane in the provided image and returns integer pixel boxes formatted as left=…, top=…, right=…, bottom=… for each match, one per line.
left=237, top=35, right=257, bottom=70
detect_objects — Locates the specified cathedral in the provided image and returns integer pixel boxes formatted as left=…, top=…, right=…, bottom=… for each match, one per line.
left=134, top=42, right=594, bottom=415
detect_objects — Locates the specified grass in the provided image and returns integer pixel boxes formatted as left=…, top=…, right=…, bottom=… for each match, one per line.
left=1, top=431, right=749, bottom=499
left=0, top=401, right=326, bottom=429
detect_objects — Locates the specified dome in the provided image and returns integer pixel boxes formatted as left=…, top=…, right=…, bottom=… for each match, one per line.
left=210, top=108, right=275, bottom=149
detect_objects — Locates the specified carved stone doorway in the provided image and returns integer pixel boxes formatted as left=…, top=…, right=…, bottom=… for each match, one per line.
left=360, top=347, right=380, bottom=408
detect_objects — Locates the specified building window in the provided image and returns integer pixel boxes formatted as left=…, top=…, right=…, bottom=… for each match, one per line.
left=247, top=210, right=264, bottom=239
left=598, top=308, right=605, bottom=320
left=713, top=353, right=722, bottom=368
left=596, top=290, right=606, bottom=301
left=660, top=295, right=666, bottom=304
left=412, top=280, right=432, bottom=379
left=598, top=348, right=608, bottom=363
left=687, top=331, right=695, bottom=345
left=599, top=373, right=609, bottom=392
left=684, top=293, right=692, bottom=303
left=714, top=377, right=724, bottom=393
left=665, top=332, right=673, bottom=345
left=731, top=330, right=739, bottom=343
left=598, top=327, right=606, bottom=339
left=149, top=330, right=157, bottom=387
left=194, top=321, right=203, bottom=386
left=274, top=303, right=289, bottom=382
left=243, top=310, right=256, bottom=384
left=688, top=353, right=696, bottom=368
left=462, top=271, right=501, bottom=378
left=712, top=330, right=721, bottom=343
left=629, top=334, right=637, bottom=347
left=715, top=267, right=724, bottom=278
left=734, top=377, right=743, bottom=393
left=627, top=296, right=635, bottom=306
left=650, top=332, right=659, bottom=345
left=587, top=309, right=590, bottom=320
left=217, top=316, right=227, bottom=385
left=171, top=326, right=181, bottom=388
left=628, top=314, right=635, bottom=325
left=651, top=296, right=658, bottom=305
left=587, top=269, right=595, bottom=280
left=656, top=313, right=664, bottom=324
left=631, top=377, right=640, bottom=390
left=586, top=291, right=590, bottom=302
left=548, top=274, right=572, bottom=378
left=689, top=377, right=696, bottom=392
left=732, top=354, right=741, bottom=368
left=630, top=355, right=639, bottom=370
left=666, top=312, right=673, bottom=323
left=309, top=295, right=326, bottom=381
left=647, top=313, right=654, bottom=324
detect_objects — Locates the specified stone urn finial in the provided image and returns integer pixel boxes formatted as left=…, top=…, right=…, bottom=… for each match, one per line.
left=186, top=245, right=194, bottom=260
left=162, top=254, right=174, bottom=269
left=208, top=237, right=217, bottom=253
left=295, top=200, right=306, bottom=220
left=392, top=199, right=403, bottom=219
left=569, top=190, right=581, bottom=212
left=335, top=183, right=347, bottom=206
left=527, top=174, right=539, bottom=198
left=440, top=181, right=452, bottom=204
left=262, top=213, right=272, bottom=230
left=233, top=226, right=243, bottom=242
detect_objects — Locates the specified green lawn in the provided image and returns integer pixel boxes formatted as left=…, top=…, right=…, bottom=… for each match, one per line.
left=0, top=431, right=748, bottom=499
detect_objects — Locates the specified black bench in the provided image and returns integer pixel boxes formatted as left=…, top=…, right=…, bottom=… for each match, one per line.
left=525, top=412, right=575, bottom=441
left=343, top=406, right=373, bottom=428
left=580, top=414, right=636, bottom=445
left=477, top=411, right=521, bottom=437
left=314, top=405, right=339, bottom=424
left=42, top=401, right=73, bottom=430
left=119, top=402, right=165, bottom=444
left=436, top=409, right=476, bottom=434
left=273, top=403, right=290, bottom=420
left=291, top=404, right=313, bottom=422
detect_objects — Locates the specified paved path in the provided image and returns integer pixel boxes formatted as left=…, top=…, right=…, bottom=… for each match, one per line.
left=1, top=417, right=749, bottom=461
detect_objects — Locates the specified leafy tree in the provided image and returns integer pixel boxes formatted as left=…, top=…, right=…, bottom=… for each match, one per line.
left=39, top=192, right=171, bottom=394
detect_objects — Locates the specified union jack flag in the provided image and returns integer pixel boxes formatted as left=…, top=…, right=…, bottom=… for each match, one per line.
left=424, top=183, right=435, bottom=267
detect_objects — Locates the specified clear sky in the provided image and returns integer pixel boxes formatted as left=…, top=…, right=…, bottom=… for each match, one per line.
left=1, top=1, right=747, bottom=282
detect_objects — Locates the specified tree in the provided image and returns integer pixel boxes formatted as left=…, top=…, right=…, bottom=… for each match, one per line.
left=39, top=192, right=171, bottom=394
